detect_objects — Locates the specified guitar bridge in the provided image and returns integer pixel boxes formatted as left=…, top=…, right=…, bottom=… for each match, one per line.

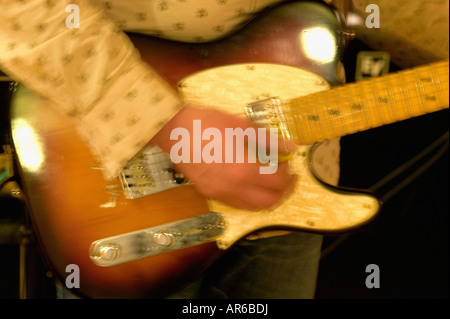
left=119, top=145, right=188, bottom=199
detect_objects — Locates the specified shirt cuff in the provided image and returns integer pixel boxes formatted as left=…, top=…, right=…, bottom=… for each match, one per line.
left=74, top=61, right=184, bottom=180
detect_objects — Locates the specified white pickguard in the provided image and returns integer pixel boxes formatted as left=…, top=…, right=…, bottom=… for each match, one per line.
left=178, top=63, right=379, bottom=249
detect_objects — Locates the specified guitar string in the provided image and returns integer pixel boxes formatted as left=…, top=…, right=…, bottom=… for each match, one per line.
left=270, top=63, right=448, bottom=144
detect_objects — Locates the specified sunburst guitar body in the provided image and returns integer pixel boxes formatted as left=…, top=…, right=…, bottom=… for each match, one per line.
left=9, top=2, right=448, bottom=298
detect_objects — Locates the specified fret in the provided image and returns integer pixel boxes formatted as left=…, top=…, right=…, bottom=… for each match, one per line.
left=414, top=65, right=442, bottom=115
left=401, top=75, right=417, bottom=119
left=398, top=70, right=415, bottom=120
left=370, top=77, right=389, bottom=126
left=387, top=73, right=406, bottom=122
left=376, top=71, right=415, bottom=125
left=381, top=73, right=399, bottom=124
left=359, top=80, right=375, bottom=129
left=281, top=101, right=299, bottom=143
left=290, top=98, right=311, bottom=144
left=291, top=101, right=304, bottom=144
left=361, top=80, right=381, bottom=130
left=376, top=77, right=391, bottom=124
left=428, top=63, right=446, bottom=111
left=297, top=105, right=311, bottom=144
left=349, top=83, right=370, bottom=136
left=312, top=94, right=326, bottom=141
left=383, top=76, right=398, bottom=124
left=305, top=96, right=319, bottom=143
left=436, top=63, right=448, bottom=106
left=307, top=94, right=323, bottom=142
left=414, top=67, right=432, bottom=114
left=295, top=96, right=310, bottom=144
left=421, top=69, right=437, bottom=110
left=283, top=101, right=296, bottom=142
left=313, top=92, right=327, bottom=138
left=317, top=91, right=337, bottom=140
left=335, top=87, right=351, bottom=138
left=329, top=87, right=347, bottom=138
left=300, top=98, right=314, bottom=144
left=343, top=85, right=365, bottom=136
left=419, top=66, right=436, bottom=105
left=296, top=91, right=328, bottom=144
left=426, top=63, right=444, bottom=110
left=440, top=70, right=450, bottom=109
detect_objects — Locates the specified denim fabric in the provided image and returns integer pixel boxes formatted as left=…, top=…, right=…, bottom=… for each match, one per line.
left=168, top=232, right=323, bottom=299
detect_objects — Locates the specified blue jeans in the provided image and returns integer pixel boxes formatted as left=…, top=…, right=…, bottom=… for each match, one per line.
left=168, top=232, right=323, bottom=299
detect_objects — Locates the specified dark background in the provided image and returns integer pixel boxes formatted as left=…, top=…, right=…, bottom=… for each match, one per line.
left=316, top=39, right=449, bottom=299
left=0, top=38, right=448, bottom=299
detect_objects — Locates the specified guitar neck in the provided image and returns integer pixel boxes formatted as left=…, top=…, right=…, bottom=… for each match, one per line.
left=286, top=60, right=449, bottom=145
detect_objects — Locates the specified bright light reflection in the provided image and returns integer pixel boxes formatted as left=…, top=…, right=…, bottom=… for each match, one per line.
left=301, top=28, right=336, bottom=63
left=12, top=119, right=44, bottom=173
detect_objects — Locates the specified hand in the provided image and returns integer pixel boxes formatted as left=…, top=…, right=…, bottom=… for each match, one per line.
left=151, top=105, right=297, bottom=210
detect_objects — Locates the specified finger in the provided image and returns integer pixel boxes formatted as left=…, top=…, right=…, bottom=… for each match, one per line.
left=232, top=184, right=287, bottom=211
left=193, top=165, right=290, bottom=211
left=251, top=127, right=297, bottom=153
left=245, top=161, right=294, bottom=192
left=193, top=174, right=265, bottom=211
left=224, top=165, right=297, bottom=210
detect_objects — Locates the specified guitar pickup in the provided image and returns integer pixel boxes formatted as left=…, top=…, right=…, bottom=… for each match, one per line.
left=119, top=145, right=189, bottom=199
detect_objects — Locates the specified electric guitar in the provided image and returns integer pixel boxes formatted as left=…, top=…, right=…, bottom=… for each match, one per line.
left=9, top=2, right=448, bottom=298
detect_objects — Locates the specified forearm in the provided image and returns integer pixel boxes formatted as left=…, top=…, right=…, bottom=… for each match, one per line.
left=0, top=0, right=183, bottom=180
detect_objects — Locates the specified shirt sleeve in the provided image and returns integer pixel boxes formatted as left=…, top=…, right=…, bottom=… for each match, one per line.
left=0, top=0, right=183, bottom=180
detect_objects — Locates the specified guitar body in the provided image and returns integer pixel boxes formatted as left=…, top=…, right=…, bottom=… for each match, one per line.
left=10, top=3, right=381, bottom=298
